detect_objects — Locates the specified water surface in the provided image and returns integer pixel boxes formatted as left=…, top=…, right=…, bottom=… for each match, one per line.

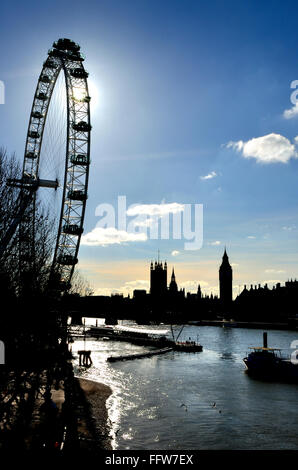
left=73, top=323, right=298, bottom=450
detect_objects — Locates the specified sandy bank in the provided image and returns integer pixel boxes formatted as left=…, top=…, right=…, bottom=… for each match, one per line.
left=77, top=378, right=113, bottom=450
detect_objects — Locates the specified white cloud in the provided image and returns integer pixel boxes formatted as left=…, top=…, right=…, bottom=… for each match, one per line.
left=209, top=240, right=221, bottom=246
left=124, top=280, right=149, bottom=288
left=282, top=225, right=296, bottom=231
left=93, top=287, right=116, bottom=296
left=127, top=202, right=184, bottom=217
left=81, top=227, right=147, bottom=246
left=118, top=280, right=150, bottom=296
left=247, top=235, right=256, bottom=239
left=200, top=171, right=217, bottom=180
left=180, top=280, right=209, bottom=292
left=94, top=280, right=150, bottom=296
left=283, top=103, right=298, bottom=119
left=83, top=202, right=187, bottom=248
left=123, top=280, right=149, bottom=293
left=130, top=218, right=154, bottom=228
left=264, top=269, right=286, bottom=274
left=226, top=133, right=298, bottom=164
left=263, top=279, right=282, bottom=285
left=171, top=250, right=180, bottom=256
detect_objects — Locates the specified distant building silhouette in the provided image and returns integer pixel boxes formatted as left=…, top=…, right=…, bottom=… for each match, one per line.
left=235, top=279, right=298, bottom=321
left=133, top=289, right=147, bottom=299
left=150, top=260, right=167, bottom=297
left=169, top=268, right=178, bottom=294
left=219, top=248, right=233, bottom=310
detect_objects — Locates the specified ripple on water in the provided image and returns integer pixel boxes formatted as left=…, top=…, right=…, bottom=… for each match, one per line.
left=74, top=325, right=298, bottom=450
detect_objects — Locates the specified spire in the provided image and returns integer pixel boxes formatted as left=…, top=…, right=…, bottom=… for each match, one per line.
left=169, top=266, right=177, bottom=293
left=220, top=247, right=231, bottom=268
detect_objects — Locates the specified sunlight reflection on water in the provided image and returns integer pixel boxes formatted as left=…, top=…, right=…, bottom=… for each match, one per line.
left=73, top=322, right=298, bottom=450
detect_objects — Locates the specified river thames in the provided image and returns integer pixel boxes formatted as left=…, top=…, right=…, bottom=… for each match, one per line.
left=73, top=323, right=298, bottom=450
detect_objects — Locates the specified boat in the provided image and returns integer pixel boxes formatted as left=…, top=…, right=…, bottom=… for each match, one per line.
left=174, top=340, right=203, bottom=352
left=89, top=325, right=115, bottom=337
left=243, top=332, right=298, bottom=382
left=88, top=324, right=172, bottom=347
left=170, top=325, right=203, bottom=352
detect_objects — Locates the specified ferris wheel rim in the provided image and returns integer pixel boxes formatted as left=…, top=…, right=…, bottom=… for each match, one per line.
left=21, top=38, right=91, bottom=289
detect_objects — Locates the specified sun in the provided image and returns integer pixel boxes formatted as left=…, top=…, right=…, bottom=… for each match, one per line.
left=71, top=77, right=100, bottom=117
left=87, top=78, right=100, bottom=111
left=72, top=87, right=88, bottom=102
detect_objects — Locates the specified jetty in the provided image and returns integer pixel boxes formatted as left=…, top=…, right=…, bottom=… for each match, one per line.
left=107, top=347, right=173, bottom=362
left=87, top=325, right=203, bottom=354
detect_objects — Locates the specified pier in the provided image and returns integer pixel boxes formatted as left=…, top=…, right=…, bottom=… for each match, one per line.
left=107, top=347, right=173, bottom=362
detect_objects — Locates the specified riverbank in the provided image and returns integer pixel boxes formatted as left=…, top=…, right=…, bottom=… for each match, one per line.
left=0, top=366, right=113, bottom=452
left=198, top=320, right=294, bottom=330
left=77, top=378, right=113, bottom=450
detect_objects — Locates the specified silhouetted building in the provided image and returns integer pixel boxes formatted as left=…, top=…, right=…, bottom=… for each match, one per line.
left=133, top=289, right=147, bottom=299
left=169, top=268, right=178, bottom=294
left=235, top=279, right=298, bottom=321
left=150, top=260, right=167, bottom=297
left=219, top=248, right=233, bottom=310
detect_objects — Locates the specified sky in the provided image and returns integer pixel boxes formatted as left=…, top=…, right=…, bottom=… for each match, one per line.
left=1, top=0, right=298, bottom=297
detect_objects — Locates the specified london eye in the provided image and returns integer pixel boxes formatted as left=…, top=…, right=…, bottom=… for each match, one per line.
left=0, top=38, right=91, bottom=291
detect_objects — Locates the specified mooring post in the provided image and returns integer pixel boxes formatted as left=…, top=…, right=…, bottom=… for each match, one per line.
left=0, top=340, right=4, bottom=364
left=86, top=350, right=92, bottom=365
left=263, top=332, right=268, bottom=349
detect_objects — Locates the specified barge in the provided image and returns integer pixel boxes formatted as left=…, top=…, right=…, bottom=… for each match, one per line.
left=243, top=332, right=298, bottom=382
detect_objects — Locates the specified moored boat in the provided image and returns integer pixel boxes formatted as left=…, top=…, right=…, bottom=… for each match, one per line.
left=170, top=325, right=203, bottom=352
left=243, top=332, right=298, bottom=382
left=89, top=325, right=115, bottom=336
left=174, top=340, right=203, bottom=352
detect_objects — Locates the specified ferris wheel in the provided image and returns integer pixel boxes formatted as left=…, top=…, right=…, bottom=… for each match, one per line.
left=2, top=38, right=91, bottom=290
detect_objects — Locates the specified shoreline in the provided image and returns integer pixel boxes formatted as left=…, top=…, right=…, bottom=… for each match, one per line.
left=197, top=320, right=296, bottom=330
left=77, top=377, right=113, bottom=450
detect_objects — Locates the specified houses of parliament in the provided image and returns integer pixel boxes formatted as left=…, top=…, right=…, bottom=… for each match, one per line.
left=68, top=249, right=298, bottom=324
left=130, top=248, right=233, bottom=320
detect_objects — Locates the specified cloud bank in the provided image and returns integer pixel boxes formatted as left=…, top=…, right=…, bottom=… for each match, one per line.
left=226, top=133, right=298, bottom=164
left=81, top=227, right=147, bottom=246
left=283, top=103, right=298, bottom=119
left=127, top=202, right=185, bottom=217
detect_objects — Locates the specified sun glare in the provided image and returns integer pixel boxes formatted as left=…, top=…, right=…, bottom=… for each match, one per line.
left=88, top=78, right=100, bottom=111
left=72, top=87, right=87, bottom=102
left=71, top=78, right=100, bottom=115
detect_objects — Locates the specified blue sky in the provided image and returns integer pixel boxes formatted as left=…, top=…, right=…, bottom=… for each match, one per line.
left=1, top=0, right=298, bottom=296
